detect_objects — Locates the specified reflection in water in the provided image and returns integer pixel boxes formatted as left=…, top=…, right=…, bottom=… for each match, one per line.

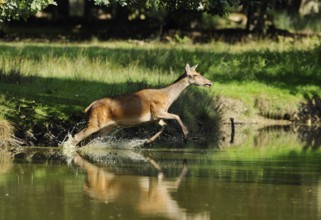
left=73, top=154, right=209, bottom=220
left=298, top=126, right=321, bottom=150
left=254, top=125, right=321, bottom=151
left=0, top=147, right=13, bottom=175
left=220, top=124, right=321, bottom=150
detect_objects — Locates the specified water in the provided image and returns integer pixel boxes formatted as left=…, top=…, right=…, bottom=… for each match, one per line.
left=1, top=125, right=321, bottom=220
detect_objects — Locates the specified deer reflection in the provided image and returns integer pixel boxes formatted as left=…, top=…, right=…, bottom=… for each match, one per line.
left=72, top=154, right=207, bottom=219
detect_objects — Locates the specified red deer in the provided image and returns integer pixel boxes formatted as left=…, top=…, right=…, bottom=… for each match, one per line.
left=69, top=64, right=212, bottom=146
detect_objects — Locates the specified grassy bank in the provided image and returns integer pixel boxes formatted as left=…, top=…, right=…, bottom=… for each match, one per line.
left=0, top=38, right=320, bottom=146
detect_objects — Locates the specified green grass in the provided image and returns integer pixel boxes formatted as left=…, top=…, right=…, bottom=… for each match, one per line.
left=0, top=38, right=320, bottom=145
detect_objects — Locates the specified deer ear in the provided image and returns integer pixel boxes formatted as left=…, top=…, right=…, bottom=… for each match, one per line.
left=185, top=64, right=191, bottom=74
left=191, top=64, right=198, bottom=70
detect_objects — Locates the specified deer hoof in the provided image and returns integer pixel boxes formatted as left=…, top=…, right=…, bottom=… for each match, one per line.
left=144, top=139, right=153, bottom=145
left=183, top=130, right=189, bottom=138
left=183, top=136, right=188, bottom=144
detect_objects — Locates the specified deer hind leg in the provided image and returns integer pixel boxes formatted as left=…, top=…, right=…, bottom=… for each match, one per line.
left=73, top=125, right=115, bottom=146
left=72, top=125, right=101, bottom=146
left=98, top=125, right=116, bottom=137
left=146, top=120, right=167, bottom=144
left=72, top=111, right=110, bottom=145
left=73, top=122, right=117, bottom=146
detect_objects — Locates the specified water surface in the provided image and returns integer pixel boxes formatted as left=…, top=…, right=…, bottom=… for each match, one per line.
left=1, top=125, right=321, bottom=220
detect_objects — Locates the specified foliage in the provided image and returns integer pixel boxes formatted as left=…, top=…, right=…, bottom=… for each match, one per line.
left=0, top=0, right=243, bottom=22
left=0, top=0, right=302, bottom=36
left=0, top=0, right=56, bottom=22
left=94, top=0, right=128, bottom=7
left=92, top=0, right=241, bottom=15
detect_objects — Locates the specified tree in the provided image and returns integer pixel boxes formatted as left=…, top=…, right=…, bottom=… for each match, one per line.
left=0, top=0, right=288, bottom=35
left=0, top=0, right=57, bottom=22
left=0, top=0, right=242, bottom=22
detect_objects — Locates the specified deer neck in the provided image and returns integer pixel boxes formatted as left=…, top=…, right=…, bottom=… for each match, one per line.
left=162, top=77, right=190, bottom=106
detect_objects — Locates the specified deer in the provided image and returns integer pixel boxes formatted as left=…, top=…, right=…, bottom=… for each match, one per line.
left=68, top=64, right=212, bottom=146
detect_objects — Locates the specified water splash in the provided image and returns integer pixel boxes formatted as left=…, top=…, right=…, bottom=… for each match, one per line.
left=77, top=136, right=148, bottom=164
left=61, top=134, right=77, bottom=165
left=86, top=136, right=148, bottom=149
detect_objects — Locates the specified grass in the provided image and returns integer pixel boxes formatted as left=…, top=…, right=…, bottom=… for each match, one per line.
left=0, top=38, right=320, bottom=145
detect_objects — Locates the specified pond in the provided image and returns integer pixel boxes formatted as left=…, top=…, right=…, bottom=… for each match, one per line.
left=1, top=125, right=321, bottom=220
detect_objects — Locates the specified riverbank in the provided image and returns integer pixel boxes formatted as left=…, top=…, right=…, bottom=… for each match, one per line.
left=0, top=38, right=320, bottom=146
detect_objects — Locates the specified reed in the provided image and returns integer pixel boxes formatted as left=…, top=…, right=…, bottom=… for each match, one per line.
left=0, top=119, right=22, bottom=146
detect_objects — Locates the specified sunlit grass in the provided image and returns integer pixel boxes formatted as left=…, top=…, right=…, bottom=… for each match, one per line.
left=0, top=38, right=320, bottom=143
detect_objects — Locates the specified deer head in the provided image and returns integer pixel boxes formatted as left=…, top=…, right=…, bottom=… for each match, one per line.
left=185, top=64, right=212, bottom=87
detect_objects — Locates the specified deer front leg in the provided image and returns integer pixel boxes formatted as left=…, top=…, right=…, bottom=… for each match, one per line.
left=145, top=156, right=164, bottom=180
left=155, top=111, right=189, bottom=141
left=146, top=120, right=167, bottom=144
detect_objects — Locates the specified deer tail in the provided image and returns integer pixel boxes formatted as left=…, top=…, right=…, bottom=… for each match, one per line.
left=84, top=101, right=96, bottom=113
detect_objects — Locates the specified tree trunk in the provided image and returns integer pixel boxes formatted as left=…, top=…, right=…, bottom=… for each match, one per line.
left=84, top=0, right=95, bottom=22
left=56, top=0, right=70, bottom=20
left=0, top=24, right=4, bottom=39
left=252, top=0, right=269, bottom=34
left=245, top=4, right=255, bottom=32
left=245, top=0, right=270, bottom=35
